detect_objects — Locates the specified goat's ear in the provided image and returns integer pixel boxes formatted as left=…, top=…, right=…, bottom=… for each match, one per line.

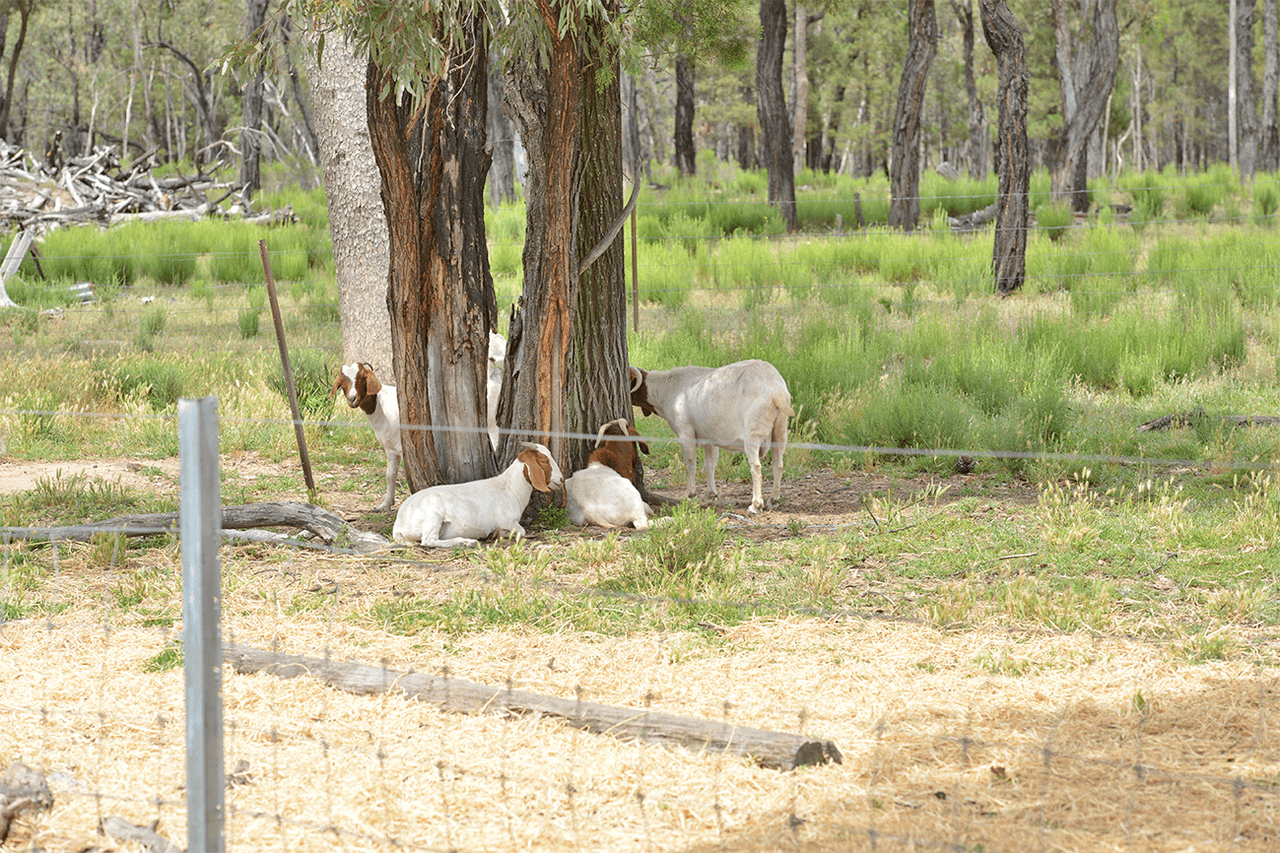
left=519, top=448, right=553, bottom=493
left=360, top=364, right=383, bottom=396
left=329, top=372, right=345, bottom=400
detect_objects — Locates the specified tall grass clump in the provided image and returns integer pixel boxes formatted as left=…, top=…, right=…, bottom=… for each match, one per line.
left=102, top=358, right=190, bottom=410
left=639, top=242, right=697, bottom=307
left=1119, top=169, right=1167, bottom=226
left=1179, top=175, right=1226, bottom=219
left=619, top=500, right=728, bottom=584
left=1034, top=201, right=1074, bottom=242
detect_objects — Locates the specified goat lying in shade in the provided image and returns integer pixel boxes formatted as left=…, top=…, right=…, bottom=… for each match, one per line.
left=331, top=361, right=401, bottom=512
left=392, top=442, right=564, bottom=548
left=629, top=358, right=793, bottom=513
left=565, top=418, right=653, bottom=529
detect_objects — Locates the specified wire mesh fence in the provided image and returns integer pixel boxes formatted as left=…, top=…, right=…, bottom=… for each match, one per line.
left=2, top=184, right=1280, bottom=850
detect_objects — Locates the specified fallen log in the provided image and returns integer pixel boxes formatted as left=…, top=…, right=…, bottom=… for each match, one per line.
left=0, top=501, right=389, bottom=554
left=1138, top=411, right=1280, bottom=431
left=224, top=643, right=843, bottom=771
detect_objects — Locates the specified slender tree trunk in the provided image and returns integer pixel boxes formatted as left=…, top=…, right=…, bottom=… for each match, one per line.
left=240, top=0, right=270, bottom=198
left=792, top=4, right=809, bottom=176
left=952, top=0, right=986, bottom=177
left=487, top=57, right=516, bottom=208
left=673, top=52, right=695, bottom=176
left=888, top=0, right=937, bottom=232
left=365, top=8, right=497, bottom=488
left=304, top=31, right=393, bottom=382
left=0, top=1, right=32, bottom=142
left=282, top=17, right=319, bottom=163
left=1237, top=0, right=1260, bottom=183
left=622, top=73, right=644, bottom=178
left=979, top=0, right=1029, bottom=295
left=757, top=0, right=797, bottom=231
left=1047, top=0, right=1119, bottom=210
left=1262, top=0, right=1279, bottom=171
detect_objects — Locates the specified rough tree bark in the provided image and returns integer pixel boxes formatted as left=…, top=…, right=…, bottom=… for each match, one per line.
left=1047, top=0, right=1118, bottom=210
left=979, top=0, right=1029, bottom=295
left=303, top=31, right=393, bottom=380
left=0, top=1, right=33, bottom=143
left=487, top=58, right=516, bottom=208
left=888, top=0, right=937, bottom=232
left=757, top=0, right=797, bottom=231
left=366, top=8, right=498, bottom=488
left=673, top=52, right=696, bottom=176
left=499, top=2, right=633, bottom=477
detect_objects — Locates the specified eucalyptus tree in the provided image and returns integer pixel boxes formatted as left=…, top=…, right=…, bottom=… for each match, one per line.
left=887, top=0, right=936, bottom=232
left=757, top=0, right=796, bottom=229
left=1046, top=0, right=1118, bottom=210
left=979, top=0, right=1028, bottom=295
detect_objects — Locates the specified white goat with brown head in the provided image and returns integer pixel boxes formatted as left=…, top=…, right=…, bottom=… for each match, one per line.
left=392, top=442, right=564, bottom=548
left=331, top=361, right=401, bottom=512
left=565, top=418, right=653, bottom=529
left=629, top=358, right=792, bottom=513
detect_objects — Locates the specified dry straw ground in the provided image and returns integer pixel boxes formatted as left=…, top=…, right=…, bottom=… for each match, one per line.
left=1, top=455, right=1278, bottom=851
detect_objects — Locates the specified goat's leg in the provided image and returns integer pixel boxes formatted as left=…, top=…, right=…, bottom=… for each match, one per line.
left=744, top=440, right=764, bottom=513
left=768, top=414, right=787, bottom=509
left=378, top=450, right=400, bottom=512
left=680, top=440, right=700, bottom=499
left=703, top=445, right=720, bottom=500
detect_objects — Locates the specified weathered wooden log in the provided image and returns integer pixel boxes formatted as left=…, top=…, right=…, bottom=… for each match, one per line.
left=225, top=643, right=843, bottom=771
left=0, top=501, right=390, bottom=554
left=99, top=817, right=183, bottom=853
left=1138, top=411, right=1280, bottom=431
left=0, top=762, right=52, bottom=843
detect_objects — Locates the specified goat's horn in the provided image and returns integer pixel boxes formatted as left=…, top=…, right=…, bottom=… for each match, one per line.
left=594, top=421, right=612, bottom=448
left=628, top=366, right=643, bottom=392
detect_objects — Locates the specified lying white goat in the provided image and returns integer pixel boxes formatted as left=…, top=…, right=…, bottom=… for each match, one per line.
left=331, top=361, right=401, bottom=512
left=629, top=359, right=793, bottom=513
left=487, top=331, right=507, bottom=450
left=565, top=418, right=653, bottom=529
left=392, top=441, right=564, bottom=548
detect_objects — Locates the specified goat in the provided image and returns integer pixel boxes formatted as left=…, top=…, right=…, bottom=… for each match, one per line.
left=487, top=331, right=507, bottom=450
left=565, top=418, right=652, bottom=529
left=331, top=361, right=401, bottom=512
left=629, top=359, right=793, bottom=513
left=392, top=441, right=564, bottom=548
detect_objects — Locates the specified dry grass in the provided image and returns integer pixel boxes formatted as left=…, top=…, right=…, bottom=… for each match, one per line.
left=3, top=559, right=1278, bottom=852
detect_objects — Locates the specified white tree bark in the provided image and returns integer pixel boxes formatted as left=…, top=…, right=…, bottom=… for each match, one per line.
left=303, top=29, right=392, bottom=380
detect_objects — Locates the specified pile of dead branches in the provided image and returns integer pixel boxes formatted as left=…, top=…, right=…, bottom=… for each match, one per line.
left=0, top=140, right=293, bottom=236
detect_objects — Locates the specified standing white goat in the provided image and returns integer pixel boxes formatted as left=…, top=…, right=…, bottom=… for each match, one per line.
left=392, top=442, right=564, bottom=548
left=565, top=418, right=653, bottom=529
left=331, top=362, right=401, bottom=512
left=629, top=359, right=793, bottom=513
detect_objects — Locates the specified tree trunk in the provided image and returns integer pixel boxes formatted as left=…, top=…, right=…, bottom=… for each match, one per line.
left=0, top=1, right=32, bottom=143
left=952, top=0, right=987, bottom=178
left=792, top=4, right=809, bottom=176
left=673, top=52, right=695, bottom=176
left=239, top=0, right=270, bottom=198
left=888, top=0, right=937, bottom=232
left=979, top=0, right=1029, bottom=295
left=622, top=73, right=644, bottom=178
left=1047, top=0, right=1118, bottom=209
left=303, top=32, right=393, bottom=381
left=282, top=17, right=319, bottom=163
left=366, top=9, right=497, bottom=489
left=487, top=58, right=516, bottom=208
left=1237, top=0, right=1260, bottom=183
left=500, top=2, right=631, bottom=477
left=757, top=0, right=797, bottom=231
left=1262, top=0, right=1279, bottom=171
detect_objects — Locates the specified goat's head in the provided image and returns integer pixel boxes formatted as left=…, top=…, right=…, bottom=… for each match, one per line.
left=589, top=418, right=649, bottom=482
left=331, top=362, right=381, bottom=415
left=488, top=332, right=507, bottom=367
left=516, top=441, right=565, bottom=494
left=628, top=366, right=655, bottom=416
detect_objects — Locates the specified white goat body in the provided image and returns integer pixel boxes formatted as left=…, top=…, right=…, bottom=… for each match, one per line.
left=565, top=418, right=652, bottom=529
left=392, top=442, right=564, bottom=548
left=629, top=359, right=793, bottom=513
left=331, top=361, right=401, bottom=512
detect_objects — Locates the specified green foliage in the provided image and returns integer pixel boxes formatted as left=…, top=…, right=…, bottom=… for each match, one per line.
left=269, top=348, right=334, bottom=421
left=1035, top=201, right=1074, bottom=242
left=101, top=358, right=190, bottom=411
